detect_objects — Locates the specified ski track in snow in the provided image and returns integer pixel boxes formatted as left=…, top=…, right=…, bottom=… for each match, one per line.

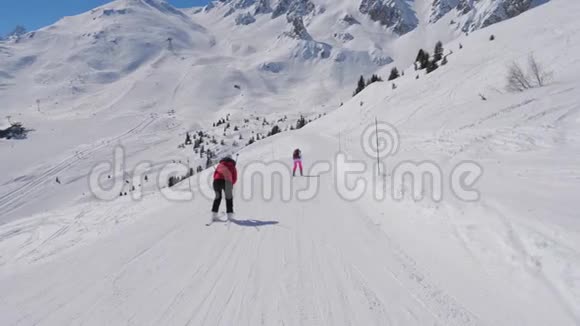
left=0, top=169, right=480, bottom=326
left=0, top=115, right=156, bottom=221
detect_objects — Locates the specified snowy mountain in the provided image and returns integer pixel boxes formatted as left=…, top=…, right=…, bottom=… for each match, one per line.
left=359, top=0, right=418, bottom=34
left=439, top=0, right=550, bottom=32
left=0, top=0, right=558, bottom=255
left=1, top=0, right=579, bottom=325
left=0, top=0, right=549, bottom=123
left=1, top=25, right=28, bottom=41
left=208, top=0, right=548, bottom=35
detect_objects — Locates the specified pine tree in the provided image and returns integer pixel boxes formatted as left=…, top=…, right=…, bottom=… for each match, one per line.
left=388, top=67, right=400, bottom=81
left=268, top=125, right=281, bottom=136
left=353, top=75, right=366, bottom=96
left=415, top=49, right=425, bottom=63
left=420, top=52, right=431, bottom=70
left=366, top=74, right=383, bottom=85
left=194, top=138, right=202, bottom=149
left=296, top=115, right=307, bottom=129
left=426, top=59, right=439, bottom=74
left=434, top=41, right=444, bottom=62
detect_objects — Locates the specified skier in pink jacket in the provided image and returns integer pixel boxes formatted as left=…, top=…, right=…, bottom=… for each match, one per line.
left=292, top=148, right=303, bottom=177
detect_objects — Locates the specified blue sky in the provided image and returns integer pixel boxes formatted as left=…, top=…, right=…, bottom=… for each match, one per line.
left=0, top=0, right=210, bottom=36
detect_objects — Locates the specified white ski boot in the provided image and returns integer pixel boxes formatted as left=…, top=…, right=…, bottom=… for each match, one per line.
left=211, top=212, right=221, bottom=222
left=226, top=212, right=235, bottom=221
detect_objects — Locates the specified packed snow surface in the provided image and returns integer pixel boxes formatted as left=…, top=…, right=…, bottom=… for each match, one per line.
left=0, top=0, right=579, bottom=325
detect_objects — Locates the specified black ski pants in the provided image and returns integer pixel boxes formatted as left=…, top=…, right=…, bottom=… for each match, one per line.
left=212, top=179, right=234, bottom=213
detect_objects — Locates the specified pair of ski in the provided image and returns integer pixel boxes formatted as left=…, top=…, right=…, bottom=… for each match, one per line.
left=206, top=213, right=232, bottom=227
left=205, top=219, right=227, bottom=227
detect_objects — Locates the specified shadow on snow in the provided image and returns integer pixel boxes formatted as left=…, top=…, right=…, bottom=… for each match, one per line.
left=229, top=218, right=279, bottom=227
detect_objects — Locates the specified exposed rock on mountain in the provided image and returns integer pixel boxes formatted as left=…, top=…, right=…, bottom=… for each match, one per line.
left=235, top=12, right=257, bottom=25
left=272, top=0, right=315, bottom=19
left=284, top=16, right=312, bottom=40
left=359, top=0, right=418, bottom=35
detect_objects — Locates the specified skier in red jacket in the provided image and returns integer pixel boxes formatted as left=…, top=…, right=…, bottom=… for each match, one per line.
left=212, top=156, right=238, bottom=221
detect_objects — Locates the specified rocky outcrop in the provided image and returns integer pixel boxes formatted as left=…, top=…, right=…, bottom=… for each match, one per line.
left=430, top=0, right=458, bottom=23
left=235, top=12, right=257, bottom=25
left=334, top=32, right=354, bottom=43
left=359, top=0, right=418, bottom=35
left=254, top=0, right=272, bottom=14
left=339, top=14, right=361, bottom=26
left=272, top=0, right=315, bottom=19
left=259, top=61, right=285, bottom=73
left=284, top=16, right=312, bottom=40
left=456, top=0, right=472, bottom=15
left=452, top=0, right=540, bottom=32
left=280, top=16, right=331, bottom=61
left=482, top=0, right=534, bottom=27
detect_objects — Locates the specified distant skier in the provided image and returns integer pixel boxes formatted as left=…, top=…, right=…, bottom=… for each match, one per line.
left=293, top=148, right=303, bottom=177
left=211, top=156, right=238, bottom=221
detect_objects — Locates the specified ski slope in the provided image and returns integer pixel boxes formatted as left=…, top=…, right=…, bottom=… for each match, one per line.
left=1, top=0, right=580, bottom=325
left=0, top=0, right=551, bottom=223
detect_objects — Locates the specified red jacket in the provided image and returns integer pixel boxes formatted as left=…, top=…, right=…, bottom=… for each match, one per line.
left=213, top=158, right=237, bottom=184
